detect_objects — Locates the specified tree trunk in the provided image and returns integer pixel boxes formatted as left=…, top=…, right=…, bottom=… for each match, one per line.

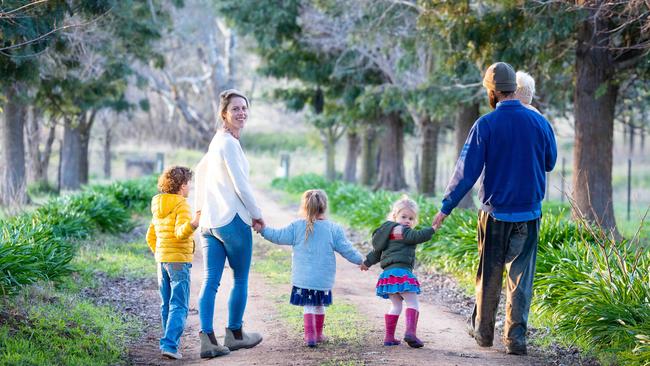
left=323, top=129, right=337, bottom=181
left=573, top=17, right=619, bottom=233
left=344, top=129, right=360, bottom=183
left=40, top=122, right=56, bottom=186
left=454, top=102, right=479, bottom=209
left=360, top=125, right=378, bottom=186
left=418, top=116, right=439, bottom=197
left=630, top=121, right=634, bottom=156
left=25, top=107, right=43, bottom=184
left=78, top=110, right=97, bottom=185
left=641, top=124, right=646, bottom=153
left=374, top=113, right=407, bottom=191
left=103, top=122, right=112, bottom=179
left=60, top=117, right=82, bottom=190
left=1, top=83, right=28, bottom=205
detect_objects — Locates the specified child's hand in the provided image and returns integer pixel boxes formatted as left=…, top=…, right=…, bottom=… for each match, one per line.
left=253, top=223, right=263, bottom=233
left=359, top=263, right=369, bottom=271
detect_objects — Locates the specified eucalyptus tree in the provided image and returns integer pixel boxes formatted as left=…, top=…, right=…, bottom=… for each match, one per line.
left=0, top=0, right=72, bottom=204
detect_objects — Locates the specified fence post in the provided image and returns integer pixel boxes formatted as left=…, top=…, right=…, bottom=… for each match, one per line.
left=155, top=153, right=164, bottom=174
left=627, top=158, right=632, bottom=221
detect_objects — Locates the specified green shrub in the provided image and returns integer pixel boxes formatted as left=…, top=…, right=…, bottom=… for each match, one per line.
left=241, top=132, right=311, bottom=153
left=0, top=176, right=156, bottom=296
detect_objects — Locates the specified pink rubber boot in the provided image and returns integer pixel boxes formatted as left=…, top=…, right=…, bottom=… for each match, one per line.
left=315, top=314, right=327, bottom=343
left=404, top=308, right=424, bottom=348
left=384, top=314, right=401, bottom=346
left=303, top=313, right=317, bottom=347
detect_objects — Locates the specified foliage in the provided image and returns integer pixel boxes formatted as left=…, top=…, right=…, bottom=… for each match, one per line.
left=240, top=132, right=311, bottom=153
left=0, top=177, right=155, bottom=295
left=272, top=174, right=650, bottom=364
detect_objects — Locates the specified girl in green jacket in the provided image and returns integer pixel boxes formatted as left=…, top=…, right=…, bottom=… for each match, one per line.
left=361, top=196, right=435, bottom=348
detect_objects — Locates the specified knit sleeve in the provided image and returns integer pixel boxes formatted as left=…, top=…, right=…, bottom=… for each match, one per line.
left=193, top=153, right=208, bottom=212
left=441, top=118, right=488, bottom=215
left=401, top=226, right=435, bottom=245
left=332, top=224, right=363, bottom=265
left=222, top=140, right=263, bottom=220
left=261, top=221, right=297, bottom=246
left=544, top=119, right=557, bottom=172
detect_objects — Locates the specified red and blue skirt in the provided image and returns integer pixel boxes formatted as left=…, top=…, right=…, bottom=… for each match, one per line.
left=375, top=268, right=421, bottom=298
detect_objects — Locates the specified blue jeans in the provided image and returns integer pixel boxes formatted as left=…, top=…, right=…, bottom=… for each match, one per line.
left=158, top=262, right=191, bottom=353
left=198, top=214, right=252, bottom=333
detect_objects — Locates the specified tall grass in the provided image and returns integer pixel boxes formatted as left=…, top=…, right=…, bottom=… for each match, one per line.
left=0, top=177, right=158, bottom=295
left=272, top=174, right=650, bottom=365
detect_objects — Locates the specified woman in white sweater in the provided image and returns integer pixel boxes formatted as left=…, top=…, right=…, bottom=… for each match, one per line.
left=193, top=89, right=264, bottom=358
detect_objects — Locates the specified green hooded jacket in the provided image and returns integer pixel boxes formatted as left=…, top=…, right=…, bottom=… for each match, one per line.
left=363, top=221, right=435, bottom=271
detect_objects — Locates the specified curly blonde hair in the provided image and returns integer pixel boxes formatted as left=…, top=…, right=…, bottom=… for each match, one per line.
left=157, top=166, right=193, bottom=194
left=299, top=189, right=328, bottom=241
left=387, top=195, right=419, bottom=225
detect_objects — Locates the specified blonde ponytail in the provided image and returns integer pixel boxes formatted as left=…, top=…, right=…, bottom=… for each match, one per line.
left=299, top=189, right=328, bottom=241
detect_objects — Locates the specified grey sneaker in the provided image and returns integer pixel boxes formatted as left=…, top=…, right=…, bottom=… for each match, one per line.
left=199, top=331, right=230, bottom=359
left=161, top=350, right=182, bottom=360
left=224, top=326, right=263, bottom=351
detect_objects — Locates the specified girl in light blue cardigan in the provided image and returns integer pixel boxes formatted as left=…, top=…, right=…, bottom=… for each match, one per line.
left=257, top=189, right=363, bottom=347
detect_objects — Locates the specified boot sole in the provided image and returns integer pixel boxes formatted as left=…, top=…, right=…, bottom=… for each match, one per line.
left=404, top=335, right=424, bottom=348
left=200, top=349, right=230, bottom=359
left=225, top=337, right=263, bottom=351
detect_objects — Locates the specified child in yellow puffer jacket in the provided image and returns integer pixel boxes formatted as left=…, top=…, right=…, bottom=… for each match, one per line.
left=146, top=166, right=200, bottom=360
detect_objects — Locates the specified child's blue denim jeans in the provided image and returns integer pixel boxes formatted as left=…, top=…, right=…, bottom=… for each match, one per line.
left=158, top=262, right=192, bottom=353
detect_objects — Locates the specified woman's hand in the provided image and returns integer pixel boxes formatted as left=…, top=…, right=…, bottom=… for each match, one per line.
left=359, top=263, right=369, bottom=271
left=191, top=211, right=201, bottom=229
left=252, top=217, right=265, bottom=232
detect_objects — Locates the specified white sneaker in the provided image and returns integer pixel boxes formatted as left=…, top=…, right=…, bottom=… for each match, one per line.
left=162, top=350, right=183, bottom=360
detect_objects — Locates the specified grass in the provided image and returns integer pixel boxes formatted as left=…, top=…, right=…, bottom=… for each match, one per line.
left=72, top=230, right=155, bottom=282
left=0, top=289, right=140, bottom=366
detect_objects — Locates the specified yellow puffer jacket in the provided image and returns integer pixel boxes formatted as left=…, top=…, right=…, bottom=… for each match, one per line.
left=146, top=193, right=195, bottom=263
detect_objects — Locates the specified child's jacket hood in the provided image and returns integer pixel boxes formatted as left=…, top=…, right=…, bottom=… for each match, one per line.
left=151, top=193, right=185, bottom=219
left=371, top=221, right=400, bottom=249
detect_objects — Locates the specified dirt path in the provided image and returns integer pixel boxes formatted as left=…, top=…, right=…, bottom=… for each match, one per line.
left=131, top=187, right=552, bottom=365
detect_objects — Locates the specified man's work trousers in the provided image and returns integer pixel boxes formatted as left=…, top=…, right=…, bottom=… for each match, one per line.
left=469, top=210, right=540, bottom=348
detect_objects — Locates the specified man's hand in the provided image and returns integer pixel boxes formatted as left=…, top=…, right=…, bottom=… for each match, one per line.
left=359, top=263, right=369, bottom=271
left=432, top=212, right=448, bottom=230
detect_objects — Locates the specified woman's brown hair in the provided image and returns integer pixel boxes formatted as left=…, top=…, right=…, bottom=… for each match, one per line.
left=299, top=189, right=328, bottom=241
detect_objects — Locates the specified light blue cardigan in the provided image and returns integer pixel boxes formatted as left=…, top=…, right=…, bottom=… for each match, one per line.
left=261, top=219, right=364, bottom=291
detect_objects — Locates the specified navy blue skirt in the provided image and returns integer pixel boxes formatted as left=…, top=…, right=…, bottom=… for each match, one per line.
left=289, top=286, right=332, bottom=306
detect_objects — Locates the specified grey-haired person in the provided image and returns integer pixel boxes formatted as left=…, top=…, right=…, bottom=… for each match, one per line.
left=432, top=62, right=557, bottom=355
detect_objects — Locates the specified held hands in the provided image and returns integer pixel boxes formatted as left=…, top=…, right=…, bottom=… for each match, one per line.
left=191, top=211, right=201, bottom=229
left=359, top=263, right=369, bottom=271
left=252, top=217, right=266, bottom=233
left=432, top=212, right=448, bottom=231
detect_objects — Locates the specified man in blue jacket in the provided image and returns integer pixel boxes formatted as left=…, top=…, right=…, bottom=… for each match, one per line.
left=432, top=62, right=557, bottom=355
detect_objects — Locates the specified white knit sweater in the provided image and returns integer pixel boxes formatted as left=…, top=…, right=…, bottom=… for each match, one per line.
left=194, top=130, right=262, bottom=228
